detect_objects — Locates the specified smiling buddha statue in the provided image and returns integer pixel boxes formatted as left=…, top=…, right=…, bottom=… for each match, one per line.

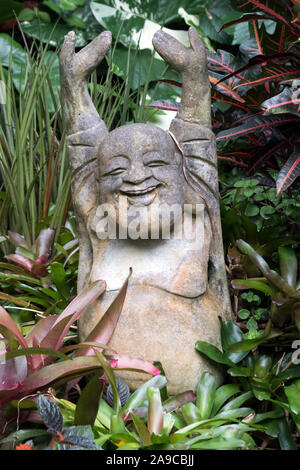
left=59, top=27, right=232, bottom=394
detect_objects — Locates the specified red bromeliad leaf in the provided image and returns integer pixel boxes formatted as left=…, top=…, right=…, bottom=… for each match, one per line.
left=25, top=315, right=59, bottom=370
left=5, top=254, right=34, bottom=272
left=107, top=354, right=161, bottom=376
left=40, top=280, right=106, bottom=355
left=0, top=306, right=32, bottom=385
left=34, top=228, right=55, bottom=262
left=216, top=113, right=300, bottom=141
left=0, top=356, right=27, bottom=391
left=80, top=269, right=132, bottom=356
left=0, top=356, right=103, bottom=406
left=0, top=306, right=29, bottom=352
left=7, top=231, right=30, bottom=249
left=276, top=149, right=300, bottom=195
left=146, top=100, right=179, bottom=111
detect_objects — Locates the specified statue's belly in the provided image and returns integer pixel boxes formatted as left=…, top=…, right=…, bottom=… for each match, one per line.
left=79, top=283, right=223, bottom=394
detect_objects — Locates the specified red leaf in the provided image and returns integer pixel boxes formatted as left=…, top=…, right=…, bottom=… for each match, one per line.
left=216, top=114, right=300, bottom=141
left=210, top=76, right=246, bottom=103
left=5, top=254, right=34, bottom=272
left=107, top=354, right=161, bottom=376
left=80, top=269, right=132, bottom=357
left=41, top=280, right=106, bottom=355
left=7, top=231, right=30, bottom=249
left=34, top=228, right=55, bottom=260
left=276, top=151, right=300, bottom=195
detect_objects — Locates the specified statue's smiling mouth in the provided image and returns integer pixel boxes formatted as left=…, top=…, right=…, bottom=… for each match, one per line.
left=119, top=185, right=160, bottom=205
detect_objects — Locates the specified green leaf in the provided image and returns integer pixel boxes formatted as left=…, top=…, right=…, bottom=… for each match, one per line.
left=111, top=47, right=176, bottom=90
left=195, top=341, right=234, bottom=367
left=0, top=428, right=48, bottom=446
left=237, top=309, right=250, bottom=320
left=228, top=327, right=282, bottom=353
left=232, top=279, right=275, bottom=297
left=277, top=418, right=297, bottom=450
left=21, top=19, right=86, bottom=47
left=245, top=204, right=259, bottom=217
left=49, top=262, right=70, bottom=300
left=221, top=391, right=253, bottom=411
left=221, top=320, right=249, bottom=364
left=252, top=407, right=284, bottom=424
left=131, top=411, right=151, bottom=446
left=0, top=0, right=24, bottom=22
left=212, top=384, right=240, bottom=415
left=196, top=372, right=216, bottom=420
left=190, top=436, right=246, bottom=450
left=260, top=205, right=275, bottom=220
left=278, top=246, right=297, bottom=289
left=122, top=375, right=167, bottom=414
left=0, top=347, right=69, bottom=362
left=214, top=407, right=253, bottom=420
left=181, top=402, right=202, bottom=424
left=284, top=380, right=300, bottom=415
left=110, top=414, right=128, bottom=434
left=227, top=366, right=252, bottom=377
left=94, top=350, right=120, bottom=414
left=147, top=387, right=163, bottom=435
left=75, top=374, right=104, bottom=426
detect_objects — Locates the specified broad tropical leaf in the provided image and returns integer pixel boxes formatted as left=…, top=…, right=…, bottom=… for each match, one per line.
left=216, top=113, right=300, bottom=141
left=276, top=149, right=300, bottom=194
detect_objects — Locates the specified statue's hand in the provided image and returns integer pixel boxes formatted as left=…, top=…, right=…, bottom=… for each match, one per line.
left=60, top=30, right=112, bottom=91
left=152, top=27, right=206, bottom=77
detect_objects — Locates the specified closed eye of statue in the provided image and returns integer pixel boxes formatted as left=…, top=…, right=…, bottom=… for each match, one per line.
left=146, top=160, right=168, bottom=167
left=101, top=167, right=128, bottom=177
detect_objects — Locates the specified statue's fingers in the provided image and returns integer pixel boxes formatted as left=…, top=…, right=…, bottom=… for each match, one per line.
left=152, top=29, right=188, bottom=69
left=60, top=30, right=76, bottom=64
left=188, top=27, right=205, bottom=57
left=77, top=31, right=112, bottom=73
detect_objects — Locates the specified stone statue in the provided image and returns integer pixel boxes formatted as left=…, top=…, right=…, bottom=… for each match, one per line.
left=59, top=27, right=232, bottom=394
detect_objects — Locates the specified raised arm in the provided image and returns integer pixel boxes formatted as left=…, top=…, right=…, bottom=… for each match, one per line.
left=152, top=27, right=211, bottom=127
left=60, top=30, right=111, bottom=135
left=60, top=31, right=112, bottom=293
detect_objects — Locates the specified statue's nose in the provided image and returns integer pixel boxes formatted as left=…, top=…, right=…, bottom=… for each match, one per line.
left=123, top=161, right=151, bottom=185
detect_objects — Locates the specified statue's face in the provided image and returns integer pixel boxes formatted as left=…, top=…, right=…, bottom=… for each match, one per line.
left=97, top=124, right=185, bottom=238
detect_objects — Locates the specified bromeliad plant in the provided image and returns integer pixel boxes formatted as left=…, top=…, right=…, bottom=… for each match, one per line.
left=0, top=226, right=79, bottom=316
left=0, top=270, right=160, bottom=420
left=196, top=318, right=300, bottom=449
left=233, top=240, right=300, bottom=331
left=2, top=370, right=260, bottom=450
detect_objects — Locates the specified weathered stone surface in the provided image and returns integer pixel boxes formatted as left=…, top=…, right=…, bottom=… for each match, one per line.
left=60, top=27, right=232, bottom=394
